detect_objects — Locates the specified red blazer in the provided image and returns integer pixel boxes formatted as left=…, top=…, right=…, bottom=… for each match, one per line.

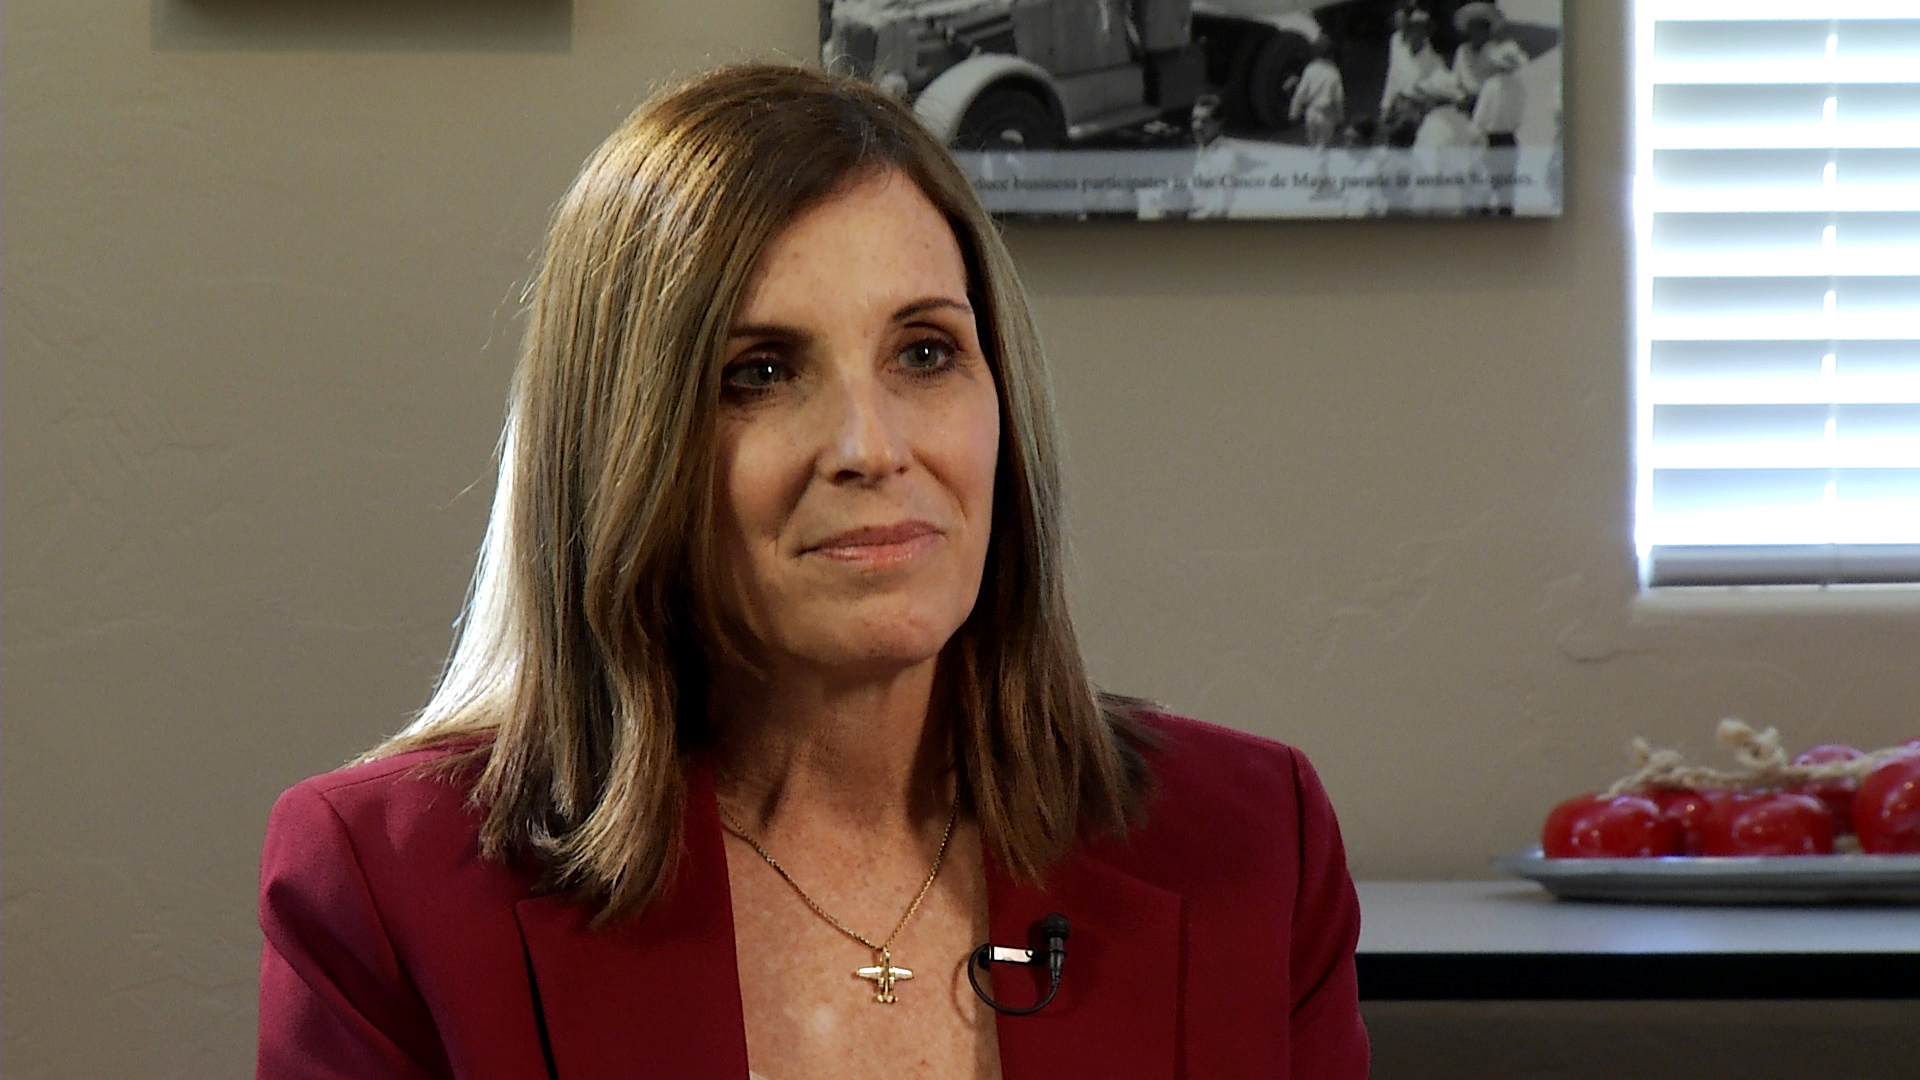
left=258, top=714, right=1368, bottom=1078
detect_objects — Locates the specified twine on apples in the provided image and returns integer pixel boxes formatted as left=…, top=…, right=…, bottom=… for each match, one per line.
left=1601, top=719, right=1912, bottom=798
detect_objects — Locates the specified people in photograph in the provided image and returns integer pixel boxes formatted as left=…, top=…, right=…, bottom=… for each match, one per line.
left=1379, top=7, right=1452, bottom=122
left=1191, top=91, right=1226, bottom=148
left=1138, top=94, right=1263, bottom=221
left=1450, top=1, right=1530, bottom=148
left=255, top=63, right=1370, bottom=1079
left=1449, top=2, right=1530, bottom=214
left=1288, top=35, right=1347, bottom=150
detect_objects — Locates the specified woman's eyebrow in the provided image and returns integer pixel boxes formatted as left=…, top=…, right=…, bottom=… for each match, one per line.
left=726, top=322, right=806, bottom=342
left=727, top=296, right=972, bottom=340
left=894, top=296, right=972, bottom=321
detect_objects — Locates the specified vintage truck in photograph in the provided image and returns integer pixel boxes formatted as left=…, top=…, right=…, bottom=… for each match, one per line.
left=822, top=0, right=1359, bottom=148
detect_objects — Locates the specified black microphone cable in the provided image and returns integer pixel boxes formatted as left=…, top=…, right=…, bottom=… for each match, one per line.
left=967, top=913, right=1069, bottom=1016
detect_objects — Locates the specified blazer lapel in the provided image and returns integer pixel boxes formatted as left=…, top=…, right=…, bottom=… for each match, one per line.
left=513, top=765, right=1184, bottom=1079
left=986, top=845, right=1185, bottom=1079
left=514, top=761, right=750, bottom=1079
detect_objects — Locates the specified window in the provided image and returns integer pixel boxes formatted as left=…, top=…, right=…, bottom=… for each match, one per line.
left=1634, top=1, right=1920, bottom=586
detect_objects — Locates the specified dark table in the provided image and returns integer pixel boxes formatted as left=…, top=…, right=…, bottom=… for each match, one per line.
left=1355, top=880, right=1920, bottom=1001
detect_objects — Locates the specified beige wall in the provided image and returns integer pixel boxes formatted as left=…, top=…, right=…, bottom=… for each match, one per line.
left=4, top=1, right=1915, bottom=1074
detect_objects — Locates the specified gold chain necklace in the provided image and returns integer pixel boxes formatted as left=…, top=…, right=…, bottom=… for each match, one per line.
left=717, top=791, right=959, bottom=1004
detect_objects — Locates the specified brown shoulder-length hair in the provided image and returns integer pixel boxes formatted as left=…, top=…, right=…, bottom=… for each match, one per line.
left=371, top=63, right=1152, bottom=923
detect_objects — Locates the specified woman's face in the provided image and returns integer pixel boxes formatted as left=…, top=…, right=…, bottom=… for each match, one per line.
left=710, top=169, right=1000, bottom=678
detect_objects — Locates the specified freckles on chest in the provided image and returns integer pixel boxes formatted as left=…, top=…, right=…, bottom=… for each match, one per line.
left=727, top=882, right=905, bottom=1015
left=729, top=912, right=971, bottom=1075
left=723, top=846, right=999, bottom=1078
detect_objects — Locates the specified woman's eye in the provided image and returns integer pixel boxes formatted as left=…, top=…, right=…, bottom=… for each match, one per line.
left=723, top=359, right=789, bottom=393
left=899, top=339, right=954, bottom=373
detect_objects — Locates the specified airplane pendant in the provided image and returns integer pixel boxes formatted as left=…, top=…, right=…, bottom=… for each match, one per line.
left=855, top=946, right=913, bottom=1003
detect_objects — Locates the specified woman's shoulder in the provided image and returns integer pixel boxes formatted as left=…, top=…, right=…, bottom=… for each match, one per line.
left=265, top=738, right=494, bottom=873
left=1115, top=710, right=1343, bottom=860
left=1080, top=711, right=1356, bottom=933
left=279, top=737, right=481, bottom=806
left=261, top=737, right=536, bottom=949
left=1133, top=710, right=1317, bottom=795
left=259, top=738, right=549, bottom=1072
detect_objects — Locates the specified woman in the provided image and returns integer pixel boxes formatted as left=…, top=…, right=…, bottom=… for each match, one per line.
left=257, top=64, right=1368, bottom=1080
left=1449, top=2, right=1528, bottom=146
left=1379, top=8, right=1454, bottom=144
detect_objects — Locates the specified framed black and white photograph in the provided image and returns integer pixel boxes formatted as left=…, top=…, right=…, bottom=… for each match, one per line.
left=821, top=0, right=1564, bottom=219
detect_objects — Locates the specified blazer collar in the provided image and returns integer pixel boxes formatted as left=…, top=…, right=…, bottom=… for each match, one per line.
left=515, top=765, right=1184, bottom=1079
left=513, top=759, right=751, bottom=1079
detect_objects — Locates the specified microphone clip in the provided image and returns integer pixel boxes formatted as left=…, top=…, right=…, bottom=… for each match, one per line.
left=968, top=913, right=1069, bottom=1017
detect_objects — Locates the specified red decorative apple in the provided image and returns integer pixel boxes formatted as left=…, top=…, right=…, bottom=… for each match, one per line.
left=1543, top=793, right=1681, bottom=858
left=1656, top=788, right=1729, bottom=856
left=1792, top=743, right=1866, bottom=829
left=1853, top=754, right=1920, bottom=854
left=1701, top=792, right=1835, bottom=856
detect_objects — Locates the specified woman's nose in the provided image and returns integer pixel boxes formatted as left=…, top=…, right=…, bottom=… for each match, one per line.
left=819, top=368, right=910, bottom=485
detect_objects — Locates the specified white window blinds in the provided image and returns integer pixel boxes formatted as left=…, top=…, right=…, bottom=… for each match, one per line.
left=1635, top=1, right=1920, bottom=587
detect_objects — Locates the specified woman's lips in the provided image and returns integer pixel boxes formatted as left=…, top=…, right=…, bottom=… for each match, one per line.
left=805, top=521, right=942, bottom=564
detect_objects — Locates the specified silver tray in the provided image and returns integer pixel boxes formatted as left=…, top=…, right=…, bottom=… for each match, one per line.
left=1492, top=847, right=1920, bottom=905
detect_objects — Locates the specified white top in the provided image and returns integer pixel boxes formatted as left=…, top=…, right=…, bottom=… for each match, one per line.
left=1380, top=32, right=1454, bottom=114
left=1288, top=58, right=1346, bottom=125
left=1452, top=40, right=1530, bottom=135
left=1451, top=39, right=1528, bottom=96
left=1411, top=105, right=1483, bottom=149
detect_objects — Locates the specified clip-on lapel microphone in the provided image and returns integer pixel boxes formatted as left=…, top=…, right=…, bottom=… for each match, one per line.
left=967, top=912, right=1069, bottom=1016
